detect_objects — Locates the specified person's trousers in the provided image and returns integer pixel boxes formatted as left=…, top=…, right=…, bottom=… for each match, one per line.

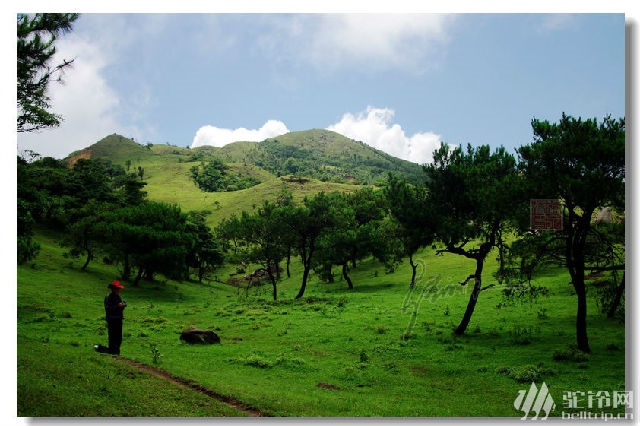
left=107, top=318, right=123, bottom=355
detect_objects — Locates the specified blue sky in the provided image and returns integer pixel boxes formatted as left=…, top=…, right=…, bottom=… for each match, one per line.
left=15, top=10, right=629, bottom=164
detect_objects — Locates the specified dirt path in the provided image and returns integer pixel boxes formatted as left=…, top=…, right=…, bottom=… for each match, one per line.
left=114, top=357, right=264, bottom=417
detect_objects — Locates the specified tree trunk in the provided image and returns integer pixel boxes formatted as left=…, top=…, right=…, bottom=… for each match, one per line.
left=295, top=242, right=315, bottom=299
left=81, top=247, right=92, bottom=271
left=342, top=262, right=353, bottom=289
left=267, top=264, right=278, bottom=301
left=296, top=266, right=310, bottom=299
left=133, top=266, right=143, bottom=286
left=495, top=229, right=507, bottom=284
left=286, top=249, right=291, bottom=278
left=324, top=264, right=334, bottom=283
left=409, top=254, right=418, bottom=289
left=573, top=278, right=591, bottom=352
left=607, top=272, right=625, bottom=318
left=122, top=253, right=131, bottom=280
left=455, top=251, right=487, bottom=335
left=455, top=273, right=482, bottom=335
left=567, top=214, right=591, bottom=353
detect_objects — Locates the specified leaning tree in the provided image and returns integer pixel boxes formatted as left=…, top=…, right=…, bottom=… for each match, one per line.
left=517, top=113, right=625, bottom=353
left=425, top=143, right=521, bottom=335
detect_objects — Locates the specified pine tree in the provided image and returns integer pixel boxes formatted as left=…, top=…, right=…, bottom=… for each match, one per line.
left=17, top=13, right=79, bottom=132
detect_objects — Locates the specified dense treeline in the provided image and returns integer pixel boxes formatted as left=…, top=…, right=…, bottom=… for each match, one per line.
left=190, top=157, right=260, bottom=192
left=17, top=113, right=625, bottom=353
left=216, top=187, right=398, bottom=300
left=17, top=153, right=224, bottom=285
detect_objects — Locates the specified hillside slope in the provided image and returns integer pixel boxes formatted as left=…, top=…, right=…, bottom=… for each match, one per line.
left=216, top=129, right=425, bottom=185
left=66, top=133, right=153, bottom=166
left=64, top=130, right=424, bottom=226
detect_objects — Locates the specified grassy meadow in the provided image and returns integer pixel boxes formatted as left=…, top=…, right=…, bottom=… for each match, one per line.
left=140, top=155, right=360, bottom=227
left=17, top=227, right=627, bottom=417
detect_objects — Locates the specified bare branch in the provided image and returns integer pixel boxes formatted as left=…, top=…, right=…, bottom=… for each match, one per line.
left=459, top=274, right=475, bottom=286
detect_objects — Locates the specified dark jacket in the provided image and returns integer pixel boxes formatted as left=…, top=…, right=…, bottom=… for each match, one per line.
left=104, top=293, right=126, bottom=321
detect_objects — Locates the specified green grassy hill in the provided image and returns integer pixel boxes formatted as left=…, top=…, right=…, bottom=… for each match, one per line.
left=220, top=129, right=426, bottom=185
left=67, top=133, right=154, bottom=165
left=64, top=131, right=423, bottom=226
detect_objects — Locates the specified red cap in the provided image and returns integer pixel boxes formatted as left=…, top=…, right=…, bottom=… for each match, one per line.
left=109, top=280, right=124, bottom=289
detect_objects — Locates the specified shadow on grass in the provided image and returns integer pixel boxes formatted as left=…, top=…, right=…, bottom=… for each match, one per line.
left=325, top=281, right=401, bottom=294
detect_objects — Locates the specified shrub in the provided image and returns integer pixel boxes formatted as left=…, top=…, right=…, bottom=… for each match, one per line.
left=552, top=346, right=590, bottom=362
left=150, top=344, right=163, bottom=365
left=509, top=365, right=542, bottom=383
left=495, top=366, right=510, bottom=375
left=495, top=363, right=555, bottom=383
left=276, top=353, right=307, bottom=370
left=242, top=353, right=273, bottom=369
left=229, top=352, right=274, bottom=369
left=501, top=283, right=550, bottom=306
left=509, top=325, right=539, bottom=345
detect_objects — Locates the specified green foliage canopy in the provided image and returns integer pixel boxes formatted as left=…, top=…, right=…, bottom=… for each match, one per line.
left=100, top=202, right=193, bottom=284
left=424, top=143, right=521, bottom=335
left=517, top=113, right=625, bottom=352
left=190, top=158, right=260, bottom=192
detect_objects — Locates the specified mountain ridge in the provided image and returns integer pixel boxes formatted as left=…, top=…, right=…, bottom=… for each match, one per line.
left=62, top=130, right=427, bottom=227
left=66, top=129, right=425, bottom=186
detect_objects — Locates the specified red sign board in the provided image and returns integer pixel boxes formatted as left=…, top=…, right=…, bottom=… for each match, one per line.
left=530, top=199, right=563, bottom=231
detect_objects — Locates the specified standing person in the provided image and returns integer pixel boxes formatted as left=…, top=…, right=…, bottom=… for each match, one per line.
left=94, top=280, right=127, bottom=355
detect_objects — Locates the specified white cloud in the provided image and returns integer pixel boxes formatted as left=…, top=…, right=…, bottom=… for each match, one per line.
left=15, top=14, right=171, bottom=159
left=189, top=107, right=443, bottom=164
left=259, top=14, right=455, bottom=73
left=327, top=106, right=442, bottom=164
left=189, top=107, right=444, bottom=164
left=190, top=120, right=289, bottom=148
left=309, top=14, right=454, bottom=72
